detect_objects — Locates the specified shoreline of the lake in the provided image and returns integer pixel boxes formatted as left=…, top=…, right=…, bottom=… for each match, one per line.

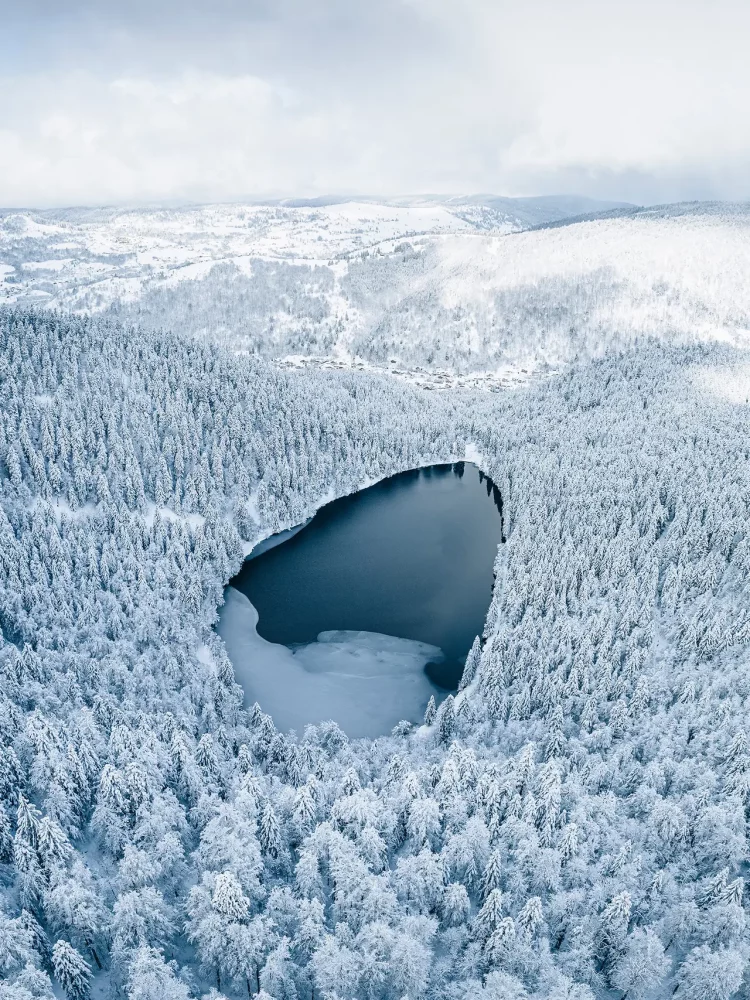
left=218, top=462, right=503, bottom=734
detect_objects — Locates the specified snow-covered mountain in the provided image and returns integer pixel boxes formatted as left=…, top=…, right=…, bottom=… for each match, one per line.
left=338, top=202, right=750, bottom=372
left=0, top=195, right=623, bottom=353
left=4, top=202, right=750, bottom=1000
left=0, top=196, right=617, bottom=310
left=4, top=198, right=750, bottom=381
left=115, top=202, right=750, bottom=376
left=0, top=196, right=626, bottom=308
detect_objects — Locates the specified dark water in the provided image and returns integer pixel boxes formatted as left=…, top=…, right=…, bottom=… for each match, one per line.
left=229, top=462, right=504, bottom=689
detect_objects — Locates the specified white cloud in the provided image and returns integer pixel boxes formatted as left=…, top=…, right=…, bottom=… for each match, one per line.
left=2, top=0, right=750, bottom=205
left=0, top=71, right=354, bottom=205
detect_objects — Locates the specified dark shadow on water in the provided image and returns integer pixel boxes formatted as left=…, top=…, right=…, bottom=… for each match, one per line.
left=227, top=462, right=504, bottom=690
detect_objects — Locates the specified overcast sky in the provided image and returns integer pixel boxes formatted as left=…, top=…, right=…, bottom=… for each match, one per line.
left=3, top=0, right=750, bottom=207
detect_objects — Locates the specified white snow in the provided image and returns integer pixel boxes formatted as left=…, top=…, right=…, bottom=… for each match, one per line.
left=463, top=441, right=485, bottom=466
left=143, top=503, right=206, bottom=529
left=244, top=519, right=312, bottom=560
left=21, top=258, right=76, bottom=272
left=693, top=361, right=750, bottom=404
left=217, top=586, right=442, bottom=738
left=0, top=200, right=474, bottom=313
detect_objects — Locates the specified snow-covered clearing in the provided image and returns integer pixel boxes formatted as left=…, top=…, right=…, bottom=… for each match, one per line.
left=694, top=361, right=750, bottom=404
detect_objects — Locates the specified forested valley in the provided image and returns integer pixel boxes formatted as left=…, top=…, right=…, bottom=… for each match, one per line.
left=1, top=308, right=750, bottom=1000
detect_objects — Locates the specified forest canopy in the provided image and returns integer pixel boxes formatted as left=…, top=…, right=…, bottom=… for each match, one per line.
left=1, top=308, right=749, bottom=999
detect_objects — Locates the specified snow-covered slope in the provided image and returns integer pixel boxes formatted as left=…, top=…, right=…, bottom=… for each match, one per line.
left=0, top=200, right=469, bottom=311
left=344, top=202, right=750, bottom=371
left=0, top=194, right=624, bottom=316
left=0, top=197, right=600, bottom=308
left=5, top=199, right=749, bottom=378
left=5, top=307, right=750, bottom=999
left=101, top=202, right=750, bottom=376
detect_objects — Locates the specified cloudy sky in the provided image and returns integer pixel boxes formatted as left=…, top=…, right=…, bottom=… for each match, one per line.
left=3, top=0, right=750, bottom=207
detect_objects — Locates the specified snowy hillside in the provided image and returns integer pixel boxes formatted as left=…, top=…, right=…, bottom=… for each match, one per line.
left=343, top=202, right=750, bottom=371
left=0, top=196, right=618, bottom=311
left=5, top=200, right=750, bottom=379
left=0, top=195, right=629, bottom=374
left=6, top=198, right=750, bottom=380
left=109, top=202, right=750, bottom=376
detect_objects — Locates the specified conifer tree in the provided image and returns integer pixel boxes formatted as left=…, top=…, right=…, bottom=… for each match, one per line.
left=437, top=695, right=456, bottom=745
left=259, top=801, right=281, bottom=859
left=423, top=696, right=436, bottom=726
left=52, top=940, right=92, bottom=1000
left=459, top=637, right=481, bottom=691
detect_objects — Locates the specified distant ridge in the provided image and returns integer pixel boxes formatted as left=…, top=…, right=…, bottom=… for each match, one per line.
left=527, top=199, right=750, bottom=232
left=265, top=193, right=634, bottom=227
left=0, top=194, right=632, bottom=233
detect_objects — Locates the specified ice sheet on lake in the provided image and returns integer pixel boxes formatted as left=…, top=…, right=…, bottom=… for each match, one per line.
left=218, top=586, right=443, bottom=738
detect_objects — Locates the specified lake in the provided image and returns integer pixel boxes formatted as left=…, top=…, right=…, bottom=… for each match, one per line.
left=218, top=462, right=504, bottom=737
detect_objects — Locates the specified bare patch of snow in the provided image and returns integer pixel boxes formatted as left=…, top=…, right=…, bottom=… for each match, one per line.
left=143, top=503, right=205, bottom=529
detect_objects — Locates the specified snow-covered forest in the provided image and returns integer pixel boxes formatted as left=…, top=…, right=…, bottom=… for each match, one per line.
left=2, top=302, right=750, bottom=1000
